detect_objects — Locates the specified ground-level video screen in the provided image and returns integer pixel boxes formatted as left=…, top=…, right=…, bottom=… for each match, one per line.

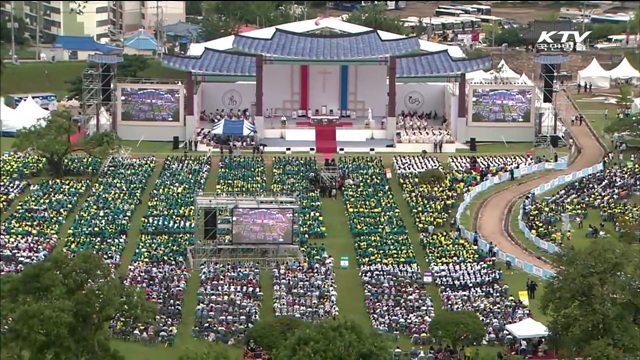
left=120, top=87, right=181, bottom=122
left=471, top=89, right=532, bottom=123
left=232, top=208, right=294, bottom=244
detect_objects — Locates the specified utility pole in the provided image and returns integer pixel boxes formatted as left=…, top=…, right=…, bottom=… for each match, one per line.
left=155, top=1, right=160, bottom=58
left=10, top=1, right=15, bottom=62
left=36, top=1, right=41, bottom=60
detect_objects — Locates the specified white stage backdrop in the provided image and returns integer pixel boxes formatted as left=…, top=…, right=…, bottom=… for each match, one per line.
left=348, top=66, right=387, bottom=117
left=396, top=84, right=446, bottom=116
left=308, top=65, right=341, bottom=114
left=199, top=83, right=256, bottom=113
left=263, top=64, right=299, bottom=116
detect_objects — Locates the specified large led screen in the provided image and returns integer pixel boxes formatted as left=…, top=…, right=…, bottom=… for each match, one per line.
left=120, top=87, right=181, bottom=122
left=232, top=208, right=294, bottom=244
left=471, top=89, right=532, bottom=123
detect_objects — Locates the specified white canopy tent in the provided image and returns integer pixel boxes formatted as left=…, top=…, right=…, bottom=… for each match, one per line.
left=487, top=59, right=521, bottom=82
left=15, top=96, right=51, bottom=121
left=505, top=318, right=549, bottom=339
left=577, top=58, right=611, bottom=89
left=2, top=97, right=49, bottom=135
left=632, top=97, right=640, bottom=114
left=1, top=102, right=22, bottom=135
left=607, top=57, right=640, bottom=80
left=87, top=108, right=113, bottom=135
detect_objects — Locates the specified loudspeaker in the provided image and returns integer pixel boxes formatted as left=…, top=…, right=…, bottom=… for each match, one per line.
left=285, top=147, right=292, bottom=154
left=550, top=135, right=559, bottom=148
left=309, top=147, right=316, bottom=154
left=369, top=147, right=375, bottom=155
left=203, top=210, right=217, bottom=240
left=173, top=136, right=180, bottom=150
left=100, top=63, right=112, bottom=104
left=338, top=147, right=345, bottom=154
left=542, top=63, right=555, bottom=104
left=470, top=137, right=477, bottom=152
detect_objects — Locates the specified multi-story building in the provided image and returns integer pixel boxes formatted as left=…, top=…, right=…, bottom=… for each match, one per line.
left=0, top=1, right=185, bottom=42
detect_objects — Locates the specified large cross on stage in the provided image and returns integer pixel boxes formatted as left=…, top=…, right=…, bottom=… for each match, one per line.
left=318, top=69, right=332, bottom=92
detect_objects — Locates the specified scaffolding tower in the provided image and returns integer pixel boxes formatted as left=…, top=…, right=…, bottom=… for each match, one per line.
left=192, top=194, right=304, bottom=268
left=81, top=54, right=123, bottom=132
left=533, top=54, right=570, bottom=150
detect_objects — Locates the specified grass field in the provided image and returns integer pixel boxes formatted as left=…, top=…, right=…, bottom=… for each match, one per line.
left=1, top=46, right=37, bottom=60
left=0, top=60, right=185, bottom=99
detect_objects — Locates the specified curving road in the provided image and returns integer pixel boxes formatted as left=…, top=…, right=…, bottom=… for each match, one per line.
left=475, top=92, right=606, bottom=272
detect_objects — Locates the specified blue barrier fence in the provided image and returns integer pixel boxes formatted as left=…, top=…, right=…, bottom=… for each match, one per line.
left=517, top=162, right=605, bottom=254
left=455, top=158, right=569, bottom=280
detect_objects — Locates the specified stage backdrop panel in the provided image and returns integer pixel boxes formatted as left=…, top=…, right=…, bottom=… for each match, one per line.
left=396, top=84, right=446, bottom=116
left=118, top=123, right=186, bottom=141
left=348, top=65, right=388, bottom=117
left=198, top=82, right=256, bottom=114
left=308, top=65, right=341, bottom=115
left=263, top=64, right=298, bottom=117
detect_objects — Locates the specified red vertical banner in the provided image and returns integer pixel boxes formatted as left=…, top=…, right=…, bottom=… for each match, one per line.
left=300, top=65, right=309, bottom=112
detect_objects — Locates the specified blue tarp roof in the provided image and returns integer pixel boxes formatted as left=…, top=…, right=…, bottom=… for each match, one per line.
left=160, top=20, right=201, bottom=37
left=53, top=36, right=122, bottom=53
left=232, top=29, right=419, bottom=60
left=163, top=50, right=256, bottom=75
left=124, top=30, right=159, bottom=51
left=211, top=119, right=256, bottom=136
left=397, top=51, right=492, bottom=77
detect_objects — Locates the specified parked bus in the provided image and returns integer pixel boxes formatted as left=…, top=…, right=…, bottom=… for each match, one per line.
left=476, top=15, right=503, bottom=24
left=448, top=4, right=479, bottom=16
left=435, top=8, right=464, bottom=17
left=589, top=13, right=631, bottom=24
left=332, top=1, right=406, bottom=11
left=402, top=16, right=480, bottom=35
left=470, top=4, right=492, bottom=16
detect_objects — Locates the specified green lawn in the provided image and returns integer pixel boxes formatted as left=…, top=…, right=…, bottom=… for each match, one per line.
left=1, top=46, right=37, bottom=60
left=0, top=60, right=185, bottom=99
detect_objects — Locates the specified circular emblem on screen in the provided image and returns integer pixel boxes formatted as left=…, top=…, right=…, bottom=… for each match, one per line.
left=404, top=91, right=423, bottom=110
left=222, top=89, right=242, bottom=108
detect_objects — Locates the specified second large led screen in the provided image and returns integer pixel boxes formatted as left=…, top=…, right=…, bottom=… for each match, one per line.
left=232, top=208, right=294, bottom=244
left=471, top=89, right=532, bottom=123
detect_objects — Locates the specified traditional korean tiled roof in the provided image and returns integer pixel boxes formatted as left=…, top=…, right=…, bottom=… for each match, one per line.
left=231, top=29, right=420, bottom=60
left=162, top=50, right=256, bottom=76
left=396, top=51, right=492, bottom=77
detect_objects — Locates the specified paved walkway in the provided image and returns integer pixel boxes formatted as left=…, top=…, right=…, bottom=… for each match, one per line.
left=475, top=92, right=606, bottom=272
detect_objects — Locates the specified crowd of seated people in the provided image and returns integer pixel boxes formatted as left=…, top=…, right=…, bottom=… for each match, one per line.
left=64, top=157, right=155, bottom=268
left=393, top=155, right=441, bottom=174
left=449, top=155, right=536, bottom=174
left=421, top=231, right=530, bottom=341
left=339, top=156, right=435, bottom=335
left=1, top=179, right=90, bottom=274
left=63, top=155, right=102, bottom=176
left=200, top=108, right=251, bottom=123
left=194, top=262, right=263, bottom=345
left=195, top=128, right=255, bottom=150
left=216, top=156, right=267, bottom=197
left=397, top=128, right=454, bottom=145
left=0, top=180, right=28, bottom=213
left=272, top=244, right=338, bottom=321
left=1, top=152, right=46, bottom=181
left=398, top=170, right=459, bottom=230
left=272, top=157, right=327, bottom=242
left=522, top=163, right=640, bottom=244
left=396, top=110, right=442, bottom=130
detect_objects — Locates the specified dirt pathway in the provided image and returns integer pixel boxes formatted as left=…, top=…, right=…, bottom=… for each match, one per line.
left=475, top=92, right=606, bottom=272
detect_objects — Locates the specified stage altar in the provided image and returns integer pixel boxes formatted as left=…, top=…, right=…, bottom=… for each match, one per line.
left=309, top=115, right=340, bottom=125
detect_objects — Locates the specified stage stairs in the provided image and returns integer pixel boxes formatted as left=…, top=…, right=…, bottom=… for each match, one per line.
left=320, top=165, right=339, bottom=188
left=315, top=125, right=337, bottom=154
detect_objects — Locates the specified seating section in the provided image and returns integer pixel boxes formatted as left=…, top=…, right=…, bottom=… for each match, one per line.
left=272, top=244, right=338, bottom=321
left=393, top=155, right=441, bottom=174
left=63, top=155, right=103, bottom=176
left=398, top=170, right=459, bottom=230
left=449, top=155, right=534, bottom=174
left=1, top=179, right=90, bottom=274
left=216, top=156, right=266, bottom=196
left=121, top=156, right=211, bottom=340
left=272, top=157, right=326, bottom=242
left=64, top=157, right=156, bottom=268
left=195, top=262, right=262, bottom=344
left=0, top=181, right=28, bottom=213
left=1, top=153, right=46, bottom=181
left=339, top=156, right=434, bottom=335
left=421, top=232, right=529, bottom=341
left=522, top=164, right=640, bottom=244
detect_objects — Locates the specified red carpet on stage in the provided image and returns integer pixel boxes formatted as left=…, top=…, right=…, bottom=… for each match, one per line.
left=296, top=121, right=353, bottom=128
left=315, top=125, right=337, bottom=154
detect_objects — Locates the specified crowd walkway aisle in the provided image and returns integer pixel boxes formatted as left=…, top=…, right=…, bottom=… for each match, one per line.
left=259, top=158, right=276, bottom=321
left=476, top=92, right=605, bottom=273
left=0, top=181, right=35, bottom=223
left=116, top=161, right=163, bottom=276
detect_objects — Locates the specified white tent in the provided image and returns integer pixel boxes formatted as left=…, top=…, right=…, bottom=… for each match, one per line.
left=607, top=57, right=640, bottom=80
left=87, top=108, right=112, bottom=135
left=487, top=59, right=521, bottom=81
left=517, top=73, right=534, bottom=86
left=632, top=97, right=640, bottom=114
left=505, top=318, right=549, bottom=339
left=467, top=69, right=491, bottom=81
left=15, top=96, right=51, bottom=121
left=1, top=102, right=22, bottom=135
left=577, top=58, right=611, bottom=89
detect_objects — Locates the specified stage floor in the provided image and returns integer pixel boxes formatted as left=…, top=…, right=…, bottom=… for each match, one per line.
left=260, top=138, right=394, bottom=148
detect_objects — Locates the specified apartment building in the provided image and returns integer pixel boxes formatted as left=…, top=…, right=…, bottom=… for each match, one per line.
left=0, top=1, right=185, bottom=41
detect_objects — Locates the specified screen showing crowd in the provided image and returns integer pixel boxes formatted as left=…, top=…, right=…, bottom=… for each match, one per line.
left=471, top=89, right=532, bottom=123
left=232, top=208, right=294, bottom=244
left=120, top=88, right=181, bottom=122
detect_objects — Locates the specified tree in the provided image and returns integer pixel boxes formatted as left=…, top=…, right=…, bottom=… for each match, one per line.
left=13, top=110, right=120, bottom=177
left=0, top=15, right=29, bottom=46
left=494, top=27, right=523, bottom=47
left=186, top=1, right=204, bottom=16
left=246, top=316, right=307, bottom=353
left=117, top=54, right=150, bottom=78
left=427, top=311, right=486, bottom=351
left=347, top=4, right=407, bottom=35
left=604, top=111, right=640, bottom=139
left=178, top=345, right=232, bottom=360
left=65, top=75, right=83, bottom=100
left=274, top=319, right=391, bottom=360
left=540, top=241, right=640, bottom=359
left=0, top=251, right=157, bottom=360
left=419, top=168, right=446, bottom=186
